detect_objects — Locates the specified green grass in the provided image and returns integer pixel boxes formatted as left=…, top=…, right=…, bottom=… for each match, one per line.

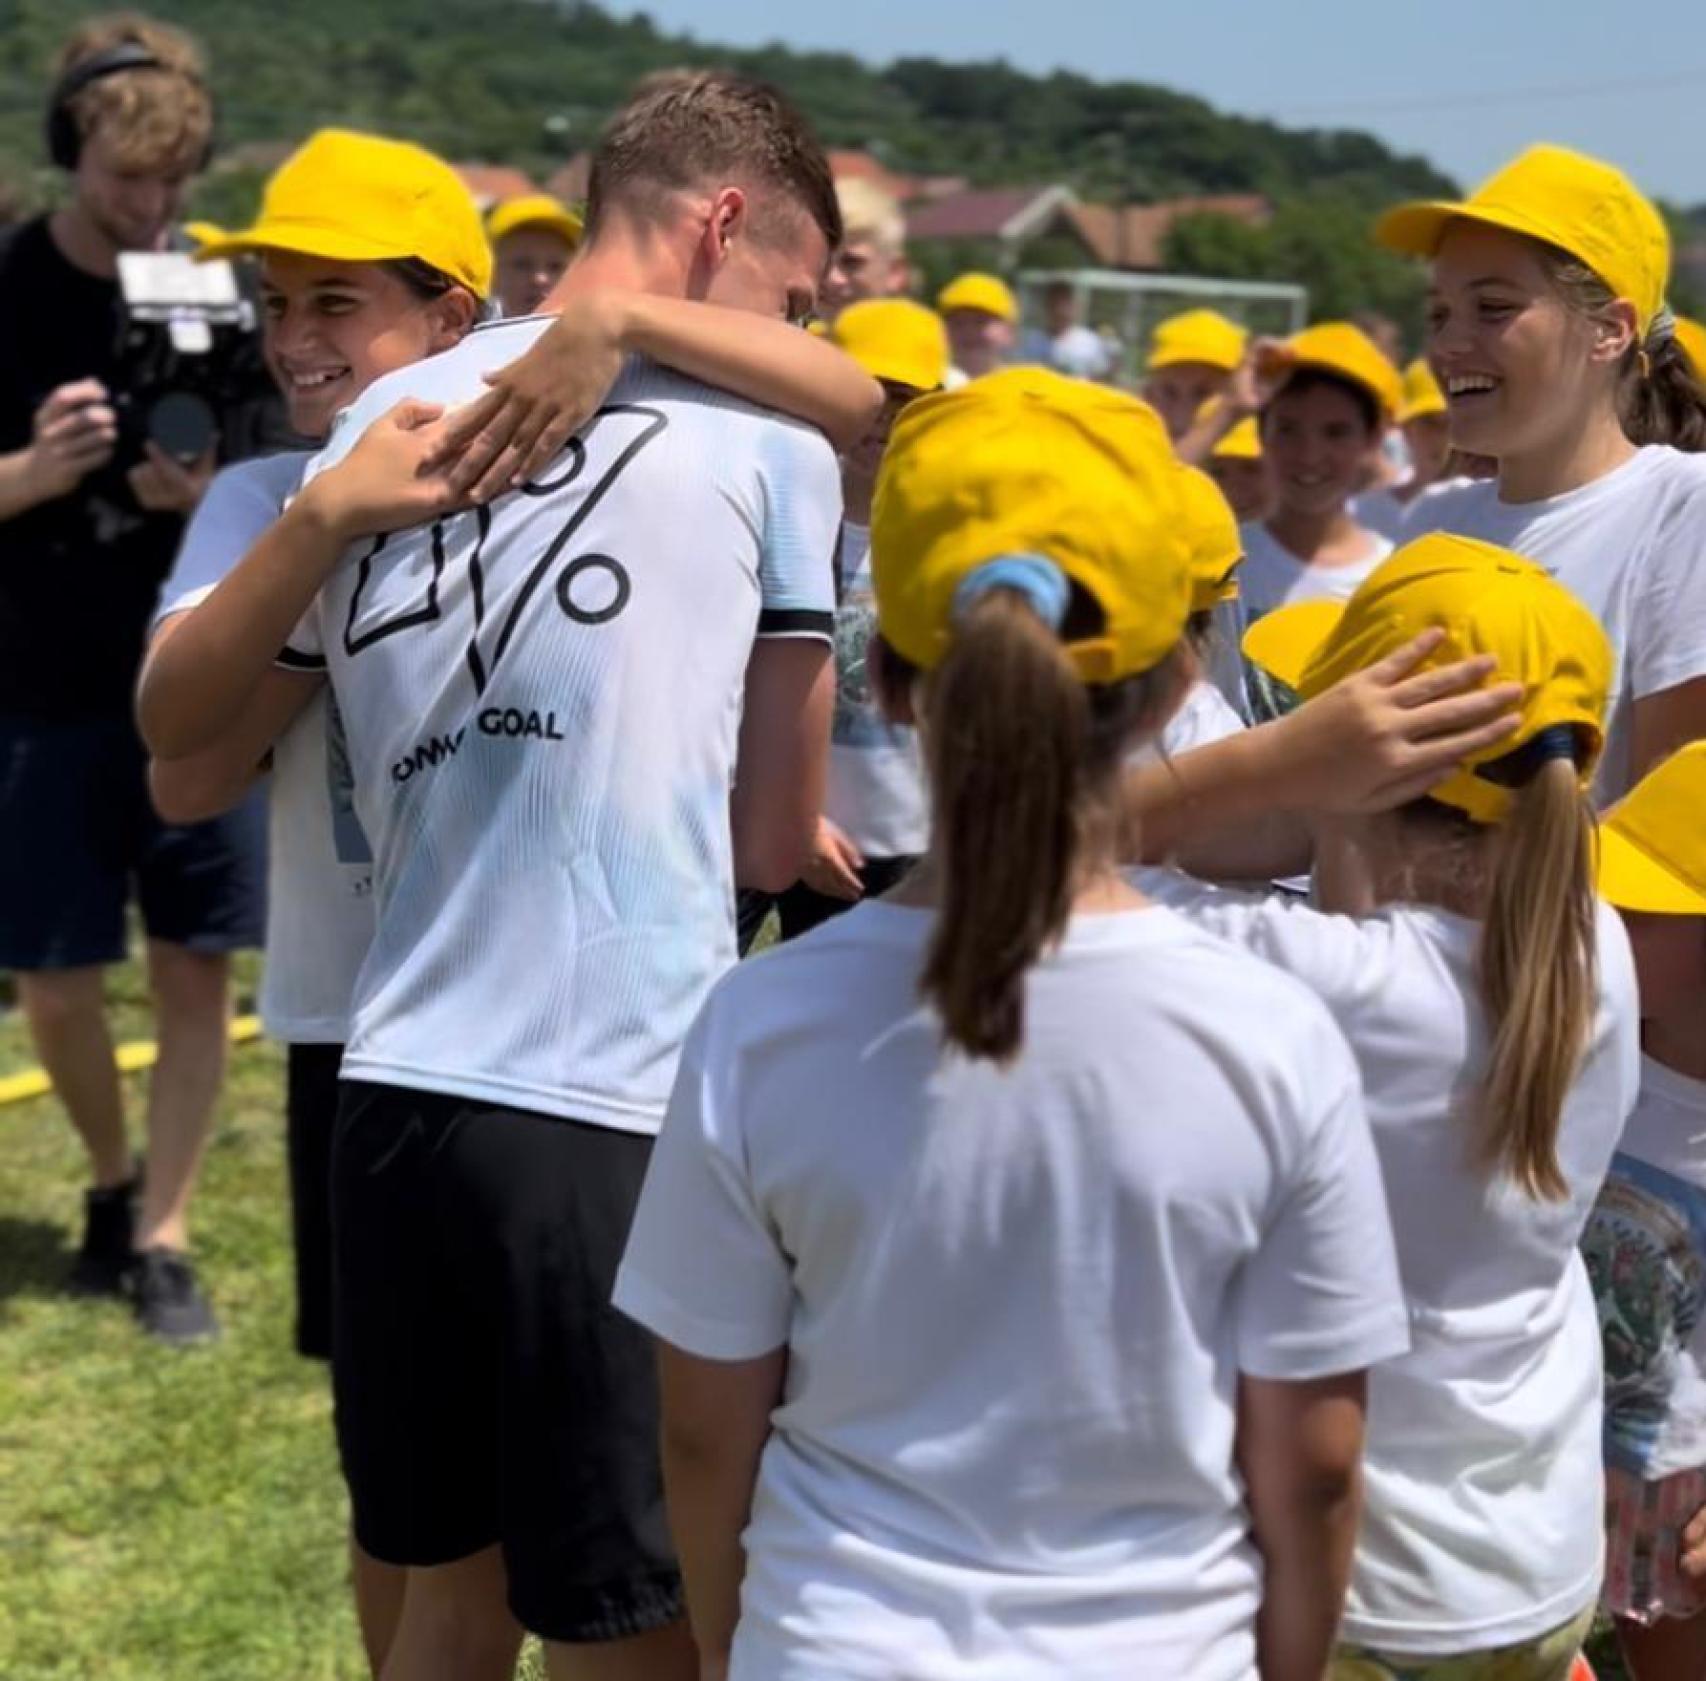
left=0, top=952, right=1630, bottom=1679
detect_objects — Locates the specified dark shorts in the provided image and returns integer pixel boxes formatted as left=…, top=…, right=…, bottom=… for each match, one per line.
left=284, top=1042, right=342, bottom=1362
left=775, top=853, right=919, bottom=943
left=0, top=711, right=266, bottom=971
left=330, top=1080, right=683, bottom=1644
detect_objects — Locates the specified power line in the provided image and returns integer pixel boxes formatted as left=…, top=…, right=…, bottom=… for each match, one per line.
left=1273, top=65, right=1706, bottom=120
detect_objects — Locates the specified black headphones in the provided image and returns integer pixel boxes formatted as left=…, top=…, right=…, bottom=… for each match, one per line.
left=45, top=41, right=214, bottom=172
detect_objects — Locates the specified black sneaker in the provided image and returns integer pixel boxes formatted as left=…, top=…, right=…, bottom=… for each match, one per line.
left=129, top=1247, right=220, bottom=1346
left=68, top=1174, right=140, bottom=1297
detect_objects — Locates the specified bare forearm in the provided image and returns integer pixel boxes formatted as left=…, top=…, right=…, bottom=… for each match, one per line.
left=137, top=496, right=342, bottom=759
left=620, top=295, right=883, bottom=449
left=0, top=447, right=55, bottom=523
left=1121, top=727, right=1297, bottom=862
left=1250, top=1478, right=1361, bottom=1681
left=662, top=1442, right=757, bottom=1666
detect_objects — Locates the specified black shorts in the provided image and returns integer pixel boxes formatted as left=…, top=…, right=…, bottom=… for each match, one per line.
left=330, top=1081, right=683, bottom=1644
left=775, top=853, right=919, bottom=943
left=0, top=710, right=266, bottom=971
left=285, top=1042, right=342, bottom=1361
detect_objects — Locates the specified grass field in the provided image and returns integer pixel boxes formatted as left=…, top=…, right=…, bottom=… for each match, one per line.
left=0, top=952, right=1627, bottom=1678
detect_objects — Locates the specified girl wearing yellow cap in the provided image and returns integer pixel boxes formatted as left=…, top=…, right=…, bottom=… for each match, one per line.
left=1142, top=533, right=1642, bottom=1680
left=1378, top=144, right=1706, bottom=805
left=1581, top=742, right=1706, bottom=1680
left=1237, top=323, right=1404, bottom=718
left=614, top=366, right=1411, bottom=1681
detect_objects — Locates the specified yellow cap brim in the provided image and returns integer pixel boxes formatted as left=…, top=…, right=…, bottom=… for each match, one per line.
left=1375, top=198, right=1572, bottom=264
left=1597, top=823, right=1706, bottom=915
left=1239, top=598, right=1346, bottom=687
left=844, top=349, right=940, bottom=391
left=1398, top=396, right=1448, bottom=424
left=491, top=210, right=583, bottom=246
left=1149, top=347, right=1241, bottom=373
left=195, top=219, right=430, bottom=268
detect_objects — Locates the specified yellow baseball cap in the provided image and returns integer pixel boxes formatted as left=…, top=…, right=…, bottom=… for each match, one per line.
left=1260, top=322, right=1404, bottom=420
left=197, top=129, right=492, bottom=299
left=935, top=272, right=1019, bottom=325
left=1597, top=743, right=1706, bottom=914
left=872, top=367, right=1192, bottom=683
left=1374, top=144, right=1670, bottom=338
left=1398, top=358, right=1446, bottom=424
left=1148, top=308, right=1247, bottom=373
left=1677, top=316, right=1706, bottom=381
left=182, top=220, right=227, bottom=250
left=1241, top=532, right=1612, bottom=823
left=1196, top=398, right=1262, bottom=460
left=831, top=298, right=950, bottom=392
left=486, top=193, right=584, bottom=250
left=1177, top=464, right=1242, bottom=610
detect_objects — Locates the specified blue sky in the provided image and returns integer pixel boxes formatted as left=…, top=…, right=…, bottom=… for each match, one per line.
left=612, top=0, right=1706, bottom=205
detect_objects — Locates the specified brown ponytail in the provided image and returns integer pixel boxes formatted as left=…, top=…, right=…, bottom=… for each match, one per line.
left=1476, top=758, right=1598, bottom=1199
left=910, top=587, right=1172, bottom=1063
left=1540, top=250, right=1706, bottom=451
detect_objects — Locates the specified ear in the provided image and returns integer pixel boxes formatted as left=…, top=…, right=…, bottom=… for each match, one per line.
left=1589, top=297, right=1639, bottom=366
left=427, top=287, right=480, bottom=351
left=700, top=185, right=749, bottom=270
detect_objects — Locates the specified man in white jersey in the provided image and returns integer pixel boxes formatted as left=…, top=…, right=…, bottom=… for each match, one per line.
left=141, top=72, right=842, bottom=1679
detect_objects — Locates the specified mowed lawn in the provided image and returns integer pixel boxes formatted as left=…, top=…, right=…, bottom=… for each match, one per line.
left=0, top=954, right=1626, bottom=1679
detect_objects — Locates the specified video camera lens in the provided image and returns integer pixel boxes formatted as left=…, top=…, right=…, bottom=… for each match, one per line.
left=147, top=390, right=218, bottom=464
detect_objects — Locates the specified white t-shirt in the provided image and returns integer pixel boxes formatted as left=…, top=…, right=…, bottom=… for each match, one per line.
left=1236, top=521, right=1393, bottom=621
left=1132, top=677, right=1245, bottom=767
left=1019, top=323, right=1113, bottom=381
left=1235, top=523, right=1393, bottom=724
left=155, top=452, right=374, bottom=1043
left=1352, top=487, right=1408, bottom=541
left=1403, top=448, right=1706, bottom=803
left=616, top=900, right=1409, bottom=1681
left=1587, top=1057, right=1706, bottom=1481
left=285, top=326, right=842, bottom=1133
left=825, top=522, right=928, bottom=860
left=1135, top=872, right=1641, bottom=1653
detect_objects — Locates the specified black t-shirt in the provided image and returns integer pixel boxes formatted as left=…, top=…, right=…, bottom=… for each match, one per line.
left=0, top=217, right=188, bottom=718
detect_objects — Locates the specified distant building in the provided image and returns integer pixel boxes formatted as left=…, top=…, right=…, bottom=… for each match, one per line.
left=455, top=164, right=538, bottom=212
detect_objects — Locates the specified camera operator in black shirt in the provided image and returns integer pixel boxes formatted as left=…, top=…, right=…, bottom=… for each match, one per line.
left=0, top=13, right=266, bottom=1344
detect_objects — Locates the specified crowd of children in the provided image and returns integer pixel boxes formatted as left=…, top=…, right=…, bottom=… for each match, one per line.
left=12, top=21, right=1706, bottom=1680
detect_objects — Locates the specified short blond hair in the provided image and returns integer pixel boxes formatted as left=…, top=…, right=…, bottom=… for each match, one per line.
left=55, top=13, right=212, bottom=175
left=835, top=177, right=904, bottom=256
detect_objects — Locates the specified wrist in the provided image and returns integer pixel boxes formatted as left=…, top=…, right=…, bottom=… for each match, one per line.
left=287, top=476, right=360, bottom=550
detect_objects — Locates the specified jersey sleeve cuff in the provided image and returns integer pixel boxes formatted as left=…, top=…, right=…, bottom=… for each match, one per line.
left=756, top=607, right=834, bottom=643
left=276, top=644, right=327, bottom=672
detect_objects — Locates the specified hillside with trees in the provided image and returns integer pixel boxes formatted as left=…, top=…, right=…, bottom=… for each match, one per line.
left=2, top=0, right=1698, bottom=324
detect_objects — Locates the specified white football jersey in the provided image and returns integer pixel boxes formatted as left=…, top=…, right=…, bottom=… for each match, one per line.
left=285, top=323, right=841, bottom=1132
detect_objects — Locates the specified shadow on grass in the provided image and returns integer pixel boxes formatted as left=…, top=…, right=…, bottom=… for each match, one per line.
left=0, top=1213, right=73, bottom=1307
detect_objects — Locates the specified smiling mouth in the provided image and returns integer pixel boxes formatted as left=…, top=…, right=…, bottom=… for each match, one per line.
left=1445, top=374, right=1499, bottom=400
left=285, top=367, right=350, bottom=392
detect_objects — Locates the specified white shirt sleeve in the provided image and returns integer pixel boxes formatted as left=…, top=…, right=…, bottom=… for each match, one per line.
left=153, top=454, right=304, bottom=627
left=614, top=1004, right=792, bottom=1360
left=1627, top=463, right=1706, bottom=699
left=755, top=420, right=842, bottom=644
left=1234, top=1041, right=1410, bottom=1381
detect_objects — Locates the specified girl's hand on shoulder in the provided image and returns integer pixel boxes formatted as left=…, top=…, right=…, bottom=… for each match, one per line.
left=426, top=291, right=630, bottom=501
left=300, top=400, right=461, bottom=542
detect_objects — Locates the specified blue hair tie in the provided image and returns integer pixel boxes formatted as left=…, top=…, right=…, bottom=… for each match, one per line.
left=1475, top=723, right=1582, bottom=789
left=951, top=554, right=1070, bottom=632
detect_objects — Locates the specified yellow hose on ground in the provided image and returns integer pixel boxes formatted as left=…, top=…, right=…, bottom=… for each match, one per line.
left=0, top=1014, right=263, bottom=1108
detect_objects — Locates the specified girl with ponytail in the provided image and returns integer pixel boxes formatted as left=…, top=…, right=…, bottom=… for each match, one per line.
left=1377, top=144, right=1706, bottom=804
left=1143, top=532, right=1642, bottom=1681
left=614, top=368, right=1411, bottom=1681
